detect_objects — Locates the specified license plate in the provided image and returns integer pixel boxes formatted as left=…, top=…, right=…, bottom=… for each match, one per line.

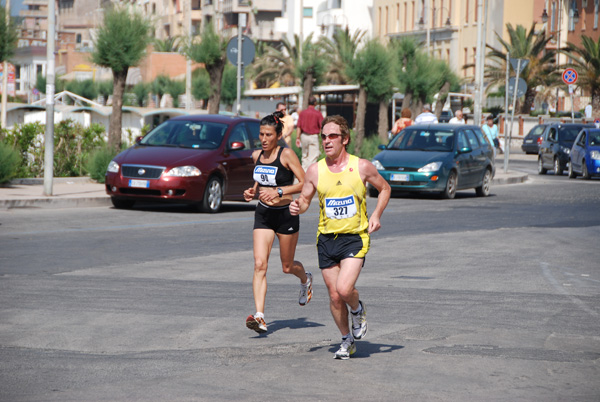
left=525, top=139, right=533, bottom=143
left=390, top=173, right=410, bottom=182
left=129, top=179, right=149, bottom=188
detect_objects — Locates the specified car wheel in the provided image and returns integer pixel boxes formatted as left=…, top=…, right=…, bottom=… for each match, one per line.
left=582, top=159, right=591, bottom=180
left=201, top=176, right=223, bottom=213
left=537, top=157, right=547, bottom=175
left=111, top=197, right=135, bottom=209
left=475, top=169, right=492, bottom=197
left=568, top=161, right=577, bottom=179
left=553, top=158, right=563, bottom=176
left=441, top=170, right=457, bottom=199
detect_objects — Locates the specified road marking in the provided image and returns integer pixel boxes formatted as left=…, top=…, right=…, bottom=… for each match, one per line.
left=540, top=262, right=598, bottom=317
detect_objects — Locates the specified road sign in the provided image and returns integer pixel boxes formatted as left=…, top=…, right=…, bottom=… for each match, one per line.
left=226, top=35, right=255, bottom=66
left=562, top=68, right=578, bottom=85
left=508, top=77, right=527, bottom=99
left=510, top=58, right=529, bottom=74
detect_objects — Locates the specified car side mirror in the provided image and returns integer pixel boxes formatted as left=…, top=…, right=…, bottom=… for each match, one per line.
left=458, top=146, right=472, bottom=154
left=135, top=136, right=143, bottom=144
left=229, top=141, right=245, bottom=151
left=378, top=144, right=386, bottom=150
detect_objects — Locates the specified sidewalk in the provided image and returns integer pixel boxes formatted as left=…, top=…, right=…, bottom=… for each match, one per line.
left=0, top=167, right=528, bottom=210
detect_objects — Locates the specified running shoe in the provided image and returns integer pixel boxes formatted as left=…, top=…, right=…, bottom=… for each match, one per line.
left=333, top=336, right=356, bottom=360
left=299, top=271, right=313, bottom=306
left=246, top=314, right=267, bottom=333
left=351, top=300, right=367, bottom=339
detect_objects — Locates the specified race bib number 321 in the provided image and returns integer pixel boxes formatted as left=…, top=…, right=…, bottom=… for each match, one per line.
left=325, top=196, right=357, bottom=219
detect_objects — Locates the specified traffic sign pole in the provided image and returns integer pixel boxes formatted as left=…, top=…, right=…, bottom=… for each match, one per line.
left=562, top=69, right=578, bottom=123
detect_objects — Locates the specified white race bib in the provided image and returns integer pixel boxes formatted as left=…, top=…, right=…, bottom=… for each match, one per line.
left=254, top=165, right=278, bottom=186
left=325, top=196, right=357, bottom=220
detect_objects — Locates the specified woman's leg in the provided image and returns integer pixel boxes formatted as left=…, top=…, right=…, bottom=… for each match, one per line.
left=277, top=231, right=307, bottom=283
left=252, top=229, right=276, bottom=314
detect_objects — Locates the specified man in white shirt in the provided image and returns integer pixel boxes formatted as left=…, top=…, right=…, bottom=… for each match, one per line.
left=449, top=110, right=466, bottom=124
left=414, top=104, right=438, bottom=124
left=585, top=103, right=592, bottom=119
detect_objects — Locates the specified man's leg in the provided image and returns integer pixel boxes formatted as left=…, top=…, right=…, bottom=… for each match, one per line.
left=307, top=133, right=320, bottom=166
left=321, top=258, right=364, bottom=336
left=300, top=133, right=310, bottom=170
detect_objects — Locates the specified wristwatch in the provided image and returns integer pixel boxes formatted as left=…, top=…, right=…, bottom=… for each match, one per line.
left=277, top=188, right=283, bottom=198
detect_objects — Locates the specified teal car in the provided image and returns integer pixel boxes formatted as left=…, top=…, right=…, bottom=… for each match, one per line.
left=370, top=124, right=495, bottom=199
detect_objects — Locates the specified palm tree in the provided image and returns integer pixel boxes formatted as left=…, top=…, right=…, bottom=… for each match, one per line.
left=486, top=23, right=556, bottom=114
left=562, top=35, right=600, bottom=114
left=346, top=39, right=395, bottom=149
left=91, top=6, right=152, bottom=151
left=153, top=37, right=181, bottom=52
left=0, top=7, right=18, bottom=65
left=253, top=34, right=327, bottom=110
left=320, top=27, right=366, bottom=85
left=246, top=40, right=279, bottom=89
left=391, top=37, right=459, bottom=119
left=182, top=22, right=228, bottom=114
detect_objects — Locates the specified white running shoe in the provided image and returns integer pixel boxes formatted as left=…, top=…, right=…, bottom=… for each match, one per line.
left=351, top=300, right=367, bottom=339
left=299, top=271, right=313, bottom=306
left=246, top=314, right=267, bottom=333
left=334, top=337, right=356, bottom=360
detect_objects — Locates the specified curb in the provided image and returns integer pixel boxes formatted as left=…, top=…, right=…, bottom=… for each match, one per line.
left=1, top=197, right=111, bottom=210
left=492, top=173, right=529, bottom=185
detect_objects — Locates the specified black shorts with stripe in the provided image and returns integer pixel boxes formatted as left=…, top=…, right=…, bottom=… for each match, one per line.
left=316, top=232, right=370, bottom=269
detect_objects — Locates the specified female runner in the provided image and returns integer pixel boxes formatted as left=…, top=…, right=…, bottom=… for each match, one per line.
left=243, top=111, right=313, bottom=333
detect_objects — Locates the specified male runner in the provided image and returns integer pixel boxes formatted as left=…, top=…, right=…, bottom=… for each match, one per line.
left=289, top=115, right=391, bottom=359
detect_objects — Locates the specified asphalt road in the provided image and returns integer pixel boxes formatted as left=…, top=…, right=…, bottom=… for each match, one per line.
left=1, top=157, right=599, bottom=401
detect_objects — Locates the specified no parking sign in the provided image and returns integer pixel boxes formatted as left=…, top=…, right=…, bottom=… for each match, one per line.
left=562, top=68, right=578, bottom=85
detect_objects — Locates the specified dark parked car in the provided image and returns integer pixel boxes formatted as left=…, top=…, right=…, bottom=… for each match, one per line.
left=568, top=128, right=600, bottom=179
left=521, top=124, right=547, bottom=154
left=538, top=123, right=593, bottom=176
left=438, top=110, right=453, bottom=123
left=370, top=124, right=495, bottom=199
left=105, top=114, right=261, bottom=212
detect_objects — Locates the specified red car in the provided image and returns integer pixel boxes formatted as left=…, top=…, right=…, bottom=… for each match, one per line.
left=105, top=114, right=261, bottom=212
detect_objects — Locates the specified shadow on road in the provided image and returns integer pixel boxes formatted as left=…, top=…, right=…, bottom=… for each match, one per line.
left=247, top=317, right=326, bottom=338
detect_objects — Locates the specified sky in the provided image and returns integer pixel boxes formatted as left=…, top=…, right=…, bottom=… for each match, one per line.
left=2, top=0, right=26, bottom=16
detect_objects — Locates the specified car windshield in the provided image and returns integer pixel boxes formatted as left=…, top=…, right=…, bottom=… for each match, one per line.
left=140, top=120, right=228, bottom=149
left=388, top=129, right=454, bottom=152
left=558, top=127, right=582, bottom=143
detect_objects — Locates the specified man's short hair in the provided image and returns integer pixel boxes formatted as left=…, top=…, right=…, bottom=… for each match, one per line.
left=308, top=96, right=318, bottom=106
left=423, top=104, right=432, bottom=112
left=276, top=102, right=286, bottom=110
left=321, top=115, right=351, bottom=150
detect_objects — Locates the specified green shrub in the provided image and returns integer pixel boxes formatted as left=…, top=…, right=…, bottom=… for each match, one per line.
left=86, top=145, right=119, bottom=183
left=0, top=140, right=21, bottom=184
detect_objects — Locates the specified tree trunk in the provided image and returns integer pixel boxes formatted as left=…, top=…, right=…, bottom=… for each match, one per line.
left=207, top=58, right=225, bottom=115
left=302, top=72, right=314, bottom=111
left=521, top=87, right=537, bottom=115
left=592, top=85, right=600, bottom=117
left=401, top=92, right=413, bottom=115
left=354, top=86, right=367, bottom=155
left=378, top=100, right=388, bottom=143
left=434, top=81, right=451, bottom=118
left=109, top=69, right=128, bottom=152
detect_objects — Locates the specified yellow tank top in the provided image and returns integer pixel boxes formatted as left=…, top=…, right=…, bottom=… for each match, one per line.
left=317, top=155, right=368, bottom=235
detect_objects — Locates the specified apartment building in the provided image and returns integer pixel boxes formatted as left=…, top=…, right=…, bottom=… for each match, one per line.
left=373, top=0, right=543, bottom=82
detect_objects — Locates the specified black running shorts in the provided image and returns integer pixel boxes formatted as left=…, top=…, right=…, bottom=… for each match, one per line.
left=316, top=232, right=370, bottom=269
left=253, top=202, right=299, bottom=234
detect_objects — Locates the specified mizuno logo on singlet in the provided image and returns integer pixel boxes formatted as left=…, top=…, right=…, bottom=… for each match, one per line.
left=336, top=181, right=342, bottom=186
left=254, top=166, right=277, bottom=174
left=325, top=196, right=354, bottom=207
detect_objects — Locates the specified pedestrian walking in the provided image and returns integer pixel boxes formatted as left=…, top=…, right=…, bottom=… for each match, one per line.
left=391, top=108, right=413, bottom=135
left=414, top=104, right=438, bottom=124
left=449, top=109, right=466, bottom=124
left=482, top=114, right=502, bottom=154
left=289, top=115, right=391, bottom=359
left=276, top=102, right=295, bottom=147
left=295, top=96, right=324, bottom=170
left=243, top=111, right=313, bottom=334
